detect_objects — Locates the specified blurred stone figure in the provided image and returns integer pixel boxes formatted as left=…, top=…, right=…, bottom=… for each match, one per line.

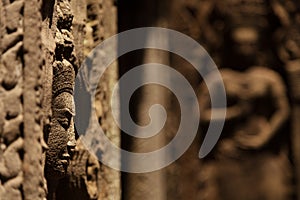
left=198, top=67, right=292, bottom=200
left=273, top=0, right=300, bottom=197
left=234, top=67, right=290, bottom=150
left=273, top=0, right=300, bottom=62
left=220, top=0, right=277, bottom=67
left=199, top=0, right=280, bottom=69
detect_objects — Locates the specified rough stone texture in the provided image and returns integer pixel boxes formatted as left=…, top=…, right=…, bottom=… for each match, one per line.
left=23, top=0, right=46, bottom=199
left=0, top=0, right=24, bottom=199
left=56, top=139, right=100, bottom=200
left=52, top=0, right=120, bottom=199
left=83, top=1, right=121, bottom=199
left=40, top=1, right=85, bottom=200
left=0, top=0, right=46, bottom=199
left=2, top=0, right=120, bottom=199
left=4, top=0, right=300, bottom=200
left=44, top=0, right=76, bottom=177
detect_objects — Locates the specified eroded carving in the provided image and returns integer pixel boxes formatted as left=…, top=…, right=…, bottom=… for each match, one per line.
left=0, top=1, right=24, bottom=199
left=0, top=138, right=23, bottom=181
left=200, top=0, right=279, bottom=68
left=85, top=0, right=104, bottom=55
left=56, top=138, right=100, bottom=200
left=45, top=61, right=76, bottom=180
left=198, top=66, right=292, bottom=199
left=45, top=0, right=77, bottom=179
left=1, top=41, right=22, bottom=90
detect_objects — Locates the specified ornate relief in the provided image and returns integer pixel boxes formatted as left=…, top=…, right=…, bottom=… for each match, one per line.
left=0, top=1, right=24, bottom=199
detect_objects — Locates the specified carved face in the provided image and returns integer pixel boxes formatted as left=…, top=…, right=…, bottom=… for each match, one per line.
left=231, top=27, right=259, bottom=56
left=45, top=92, right=76, bottom=179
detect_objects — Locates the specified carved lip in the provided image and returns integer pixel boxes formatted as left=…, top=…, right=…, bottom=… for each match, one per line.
left=59, top=159, right=69, bottom=166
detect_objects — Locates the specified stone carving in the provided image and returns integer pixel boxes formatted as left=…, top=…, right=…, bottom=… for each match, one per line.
left=85, top=0, right=104, bottom=55
left=56, top=138, right=100, bottom=200
left=83, top=0, right=120, bottom=199
left=198, top=0, right=280, bottom=69
left=44, top=1, right=78, bottom=199
left=198, top=67, right=292, bottom=200
left=274, top=0, right=300, bottom=63
left=165, top=0, right=300, bottom=199
left=273, top=1, right=300, bottom=197
left=0, top=0, right=25, bottom=199
left=0, top=138, right=23, bottom=199
left=45, top=60, right=76, bottom=179
left=0, top=0, right=121, bottom=199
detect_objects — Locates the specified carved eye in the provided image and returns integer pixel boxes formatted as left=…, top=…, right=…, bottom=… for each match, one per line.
left=87, top=174, right=93, bottom=181
left=56, top=108, right=73, bottom=130
left=58, top=118, right=70, bottom=129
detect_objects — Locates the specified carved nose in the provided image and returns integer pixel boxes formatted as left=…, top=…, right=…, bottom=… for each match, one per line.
left=67, top=141, right=76, bottom=157
left=67, top=140, right=76, bottom=148
left=62, top=152, right=70, bottom=160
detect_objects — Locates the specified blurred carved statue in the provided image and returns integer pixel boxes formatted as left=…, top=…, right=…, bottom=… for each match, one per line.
left=274, top=0, right=300, bottom=64
left=274, top=0, right=300, bottom=197
left=198, top=66, right=292, bottom=200
left=202, top=0, right=279, bottom=68
left=274, top=0, right=300, bottom=98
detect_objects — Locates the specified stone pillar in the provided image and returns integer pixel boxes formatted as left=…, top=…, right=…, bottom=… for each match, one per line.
left=0, top=0, right=46, bottom=199
left=23, top=0, right=45, bottom=199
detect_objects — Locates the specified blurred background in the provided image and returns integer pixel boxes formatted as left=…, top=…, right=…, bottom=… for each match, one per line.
left=119, top=0, right=299, bottom=200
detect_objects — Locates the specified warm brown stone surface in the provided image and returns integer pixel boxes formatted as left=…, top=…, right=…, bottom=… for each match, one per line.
left=1, top=0, right=119, bottom=199
left=2, top=0, right=300, bottom=199
left=164, top=1, right=300, bottom=200
left=23, top=0, right=45, bottom=199
left=198, top=67, right=292, bottom=200
left=1, top=0, right=26, bottom=199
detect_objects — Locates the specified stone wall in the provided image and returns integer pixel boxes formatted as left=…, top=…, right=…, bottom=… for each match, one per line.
left=0, top=0, right=120, bottom=199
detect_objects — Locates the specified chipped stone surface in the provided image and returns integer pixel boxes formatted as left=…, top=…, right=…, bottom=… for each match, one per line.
left=56, top=138, right=100, bottom=200
left=22, top=0, right=45, bottom=199
left=43, top=2, right=79, bottom=199
left=40, top=0, right=120, bottom=199
left=0, top=0, right=25, bottom=199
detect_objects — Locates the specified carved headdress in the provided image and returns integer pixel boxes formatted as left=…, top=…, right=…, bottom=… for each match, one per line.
left=52, top=59, right=75, bottom=98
